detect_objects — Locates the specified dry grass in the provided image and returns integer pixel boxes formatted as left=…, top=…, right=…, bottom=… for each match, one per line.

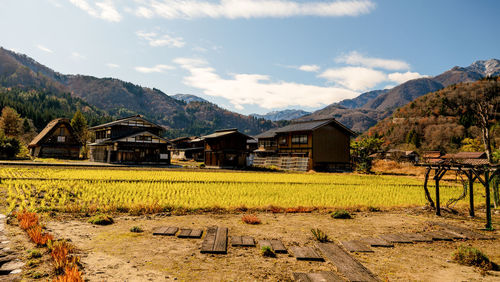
left=26, top=226, right=54, bottom=246
left=52, top=266, right=83, bottom=282
left=17, top=210, right=39, bottom=230
left=241, top=214, right=261, bottom=225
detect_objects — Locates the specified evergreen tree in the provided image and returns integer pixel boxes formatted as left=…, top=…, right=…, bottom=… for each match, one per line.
left=0, top=106, right=22, bottom=137
left=71, top=110, right=88, bottom=145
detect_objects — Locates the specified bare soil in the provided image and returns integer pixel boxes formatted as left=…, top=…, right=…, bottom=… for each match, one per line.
left=26, top=210, right=500, bottom=281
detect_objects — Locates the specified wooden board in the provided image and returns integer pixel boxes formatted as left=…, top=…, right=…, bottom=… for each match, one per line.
left=201, top=227, right=228, bottom=254
left=317, top=243, right=379, bottom=282
left=428, top=221, right=494, bottom=240
left=231, top=236, right=255, bottom=247
left=152, top=226, right=178, bottom=236
left=290, top=246, right=324, bottom=261
left=341, top=240, right=374, bottom=252
left=359, top=237, right=394, bottom=248
left=270, top=239, right=287, bottom=253
left=292, top=271, right=343, bottom=282
left=425, top=231, right=454, bottom=241
left=378, top=233, right=413, bottom=244
left=399, top=233, right=433, bottom=243
left=178, top=228, right=203, bottom=239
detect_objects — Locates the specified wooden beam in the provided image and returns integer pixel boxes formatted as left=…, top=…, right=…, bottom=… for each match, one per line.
left=435, top=168, right=441, bottom=216
left=423, top=167, right=435, bottom=208
left=471, top=168, right=486, bottom=186
left=466, top=171, right=475, bottom=217
left=485, top=171, right=492, bottom=230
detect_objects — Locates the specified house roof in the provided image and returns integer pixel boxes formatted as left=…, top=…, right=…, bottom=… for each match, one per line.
left=255, top=119, right=356, bottom=138
left=89, top=130, right=171, bottom=146
left=254, top=129, right=278, bottom=139
left=201, top=129, right=251, bottom=140
left=89, top=115, right=163, bottom=130
left=442, top=152, right=487, bottom=159
left=28, top=118, right=75, bottom=148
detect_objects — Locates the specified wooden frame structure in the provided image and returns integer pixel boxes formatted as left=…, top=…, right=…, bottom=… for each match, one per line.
left=419, top=163, right=498, bottom=230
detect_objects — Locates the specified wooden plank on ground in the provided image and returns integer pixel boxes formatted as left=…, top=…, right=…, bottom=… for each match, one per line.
left=439, top=230, right=467, bottom=240
left=317, top=243, right=379, bottom=282
left=290, top=246, right=324, bottom=261
left=153, top=226, right=178, bottom=236
left=341, top=240, right=374, bottom=252
left=378, top=233, right=413, bottom=244
left=232, top=236, right=255, bottom=247
left=178, top=228, right=203, bottom=238
left=400, top=233, right=433, bottom=243
left=292, top=271, right=344, bottom=282
left=428, top=221, right=493, bottom=240
left=259, top=239, right=272, bottom=250
left=201, top=227, right=227, bottom=254
left=425, top=231, right=454, bottom=241
left=270, top=239, right=287, bottom=253
left=359, top=237, right=394, bottom=248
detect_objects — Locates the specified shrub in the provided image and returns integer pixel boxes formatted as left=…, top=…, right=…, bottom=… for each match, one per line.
left=17, top=210, right=39, bottom=230
left=88, top=214, right=113, bottom=225
left=311, top=228, right=329, bottom=242
left=26, top=226, right=54, bottom=246
left=130, top=226, right=143, bottom=233
left=285, top=206, right=314, bottom=213
left=51, top=241, right=78, bottom=275
left=53, top=266, right=83, bottom=282
left=242, top=214, right=261, bottom=225
left=452, top=245, right=499, bottom=271
left=261, top=246, right=276, bottom=258
left=27, top=249, right=43, bottom=259
left=331, top=210, right=352, bottom=219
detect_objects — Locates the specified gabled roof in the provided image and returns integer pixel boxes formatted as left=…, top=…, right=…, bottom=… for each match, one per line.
left=89, top=131, right=171, bottom=146
left=28, top=118, right=77, bottom=148
left=201, top=129, right=251, bottom=140
left=442, top=152, right=487, bottom=159
left=254, top=119, right=356, bottom=139
left=254, top=128, right=278, bottom=139
left=89, top=115, right=163, bottom=130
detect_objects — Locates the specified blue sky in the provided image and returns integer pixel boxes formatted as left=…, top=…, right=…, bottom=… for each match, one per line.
left=1, top=0, right=499, bottom=115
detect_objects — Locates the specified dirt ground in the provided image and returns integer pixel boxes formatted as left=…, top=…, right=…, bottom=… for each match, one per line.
left=16, top=209, right=496, bottom=282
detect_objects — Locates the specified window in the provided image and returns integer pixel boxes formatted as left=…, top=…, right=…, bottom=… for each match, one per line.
left=59, top=127, right=65, bottom=136
left=292, top=134, right=307, bottom=144
left=278, top=136, right=288, bottom=145
left=136, top=135, right=152, bottom=142
left=57, top=136, right=66, bottom=142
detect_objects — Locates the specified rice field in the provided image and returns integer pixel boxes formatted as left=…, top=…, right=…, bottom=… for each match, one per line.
left=0, top=167, right=482, bottom=214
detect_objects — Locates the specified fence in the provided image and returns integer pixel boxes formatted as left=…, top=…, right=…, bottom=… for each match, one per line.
left=251, top=157, right=310, bottom=172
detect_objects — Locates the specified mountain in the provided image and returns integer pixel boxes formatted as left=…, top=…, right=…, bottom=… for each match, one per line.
left=300, top=59, right=500, bottom=132
left=251, top=109, right=311, bottom=121
left=0, top=47, right=275, bottom=137
left=171, top=94, right=208, bottom=103
left=366, top=77, right=500, bottom=152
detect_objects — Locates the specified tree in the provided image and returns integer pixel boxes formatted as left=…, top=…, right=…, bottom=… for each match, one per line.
left=0, top=106, right=22, bottom=137
left=351, top=137, right=384, bottom=173
left=459, top=138, right=483, bottom=152
left=71, top=110, right=88, bottom=145
left=0, top=132, right=20, bottom=159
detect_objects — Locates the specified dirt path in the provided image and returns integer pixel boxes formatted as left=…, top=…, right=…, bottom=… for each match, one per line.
left=43, top=211, right=500, bottom=281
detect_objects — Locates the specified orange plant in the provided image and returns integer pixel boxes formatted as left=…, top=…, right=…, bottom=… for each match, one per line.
left=17, top=210, right=39, bottom=230
left=285, top=206, right=314, bottom=213
left=241, top=214, right=261, bottom=225
left=53, top=266, right=83, bottom=282
left=51, top=241, right=78, bottom=274
left=27, top=226, right=54, bottom=246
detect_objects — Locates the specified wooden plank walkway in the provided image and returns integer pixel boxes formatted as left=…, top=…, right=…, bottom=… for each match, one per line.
left=152, top=226, right=178, bottom=236
left=260, top=239, right=287, bottom=253
left=317, top=243, right=379, bottom=282
left=290, top=246, right=324, bottom=261
left=231, top=236, right=255, bottom=247
left=425, top=231, right=454, bottom=241
left=341, top=240, right=374, bottom=252
left=428, top=221, right=494, bottom=240
left=399, top=233, right=433, bottom=243
left=292, top=271, right=343, bottom=282
left=201, top=227, right=228, bottom=254
left=359, top=237, right=394, bottom=248
left=378, top=233, right=413, bottom=244
left=177, top=228, right=203, bottom=238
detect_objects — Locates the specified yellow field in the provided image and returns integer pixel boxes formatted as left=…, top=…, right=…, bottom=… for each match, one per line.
left=0, top=167, right=481, bottom=214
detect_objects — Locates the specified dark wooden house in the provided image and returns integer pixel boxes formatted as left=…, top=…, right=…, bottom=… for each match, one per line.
left=254, top=119, right=356, bottom=171
left=202, top=129, right=252, bottom=168
left=169, top=136, right=205, bottom=161
left=28, top=118, right=81, bottom=159
left=88, top=115, right=170, bottom=164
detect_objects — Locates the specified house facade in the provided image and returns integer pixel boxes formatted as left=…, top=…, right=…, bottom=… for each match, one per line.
left=254, top=119, right=356, bottom=171
left=169, top=136, right=205, bottom=161
left=28, top=118, right=81, bottom=159
left=88, top=115, right=170, bottom=164
left=202, top=129, right=251, bottom=168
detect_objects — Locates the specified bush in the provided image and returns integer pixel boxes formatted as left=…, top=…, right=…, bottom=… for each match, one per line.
left=331, top=210, right=352, bottom=219
left=261, top=246, right=276, bottom=258
left=311, top=228, right=329, bottom=242
left=242, top=214, right=261, bottom=225
left=0, top=134, right=20, bottom=159
left=452, top=245, right=498, bottom=271
left=27, top=249, right=43, bottom=259
left=88, top=214, right=113, bottom=225
left=130, top=226, right=143, bottom=233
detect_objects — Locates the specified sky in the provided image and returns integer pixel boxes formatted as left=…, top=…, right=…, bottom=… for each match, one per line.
left=1, top=0, right=499, bottom=115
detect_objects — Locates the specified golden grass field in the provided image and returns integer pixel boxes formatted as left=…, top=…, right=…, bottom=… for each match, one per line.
left=0, top=166, right=484, bottom=214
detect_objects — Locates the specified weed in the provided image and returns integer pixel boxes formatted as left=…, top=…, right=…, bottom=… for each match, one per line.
left=28, top=249, right=43, bottom=259
left=26, top=259, right=41, bottom=268
left=130, top=226, right=143, bottom=233
left=311, top=228, right=330, bottom=242
left=88, top=214, right=113, bottom=225
left=242, top=214, right=261, bottom=225
left=452, top=245, right=499, bottom=271
left=285, top=206, right=314, bottom=213
left=17, top=210, right=39, bottom=230
left=51, top=241, right=78, bottom=275
left=27, top=226, right=54, bottom=246
left=53, top=266, right=83, bottom=282
left=367, top=206, right=381, bottom=212
left=331, top=210, right=352, bottom=219
left=30, top=271, right=48, bottom=279
left=261, top=246, right=276, bottom=258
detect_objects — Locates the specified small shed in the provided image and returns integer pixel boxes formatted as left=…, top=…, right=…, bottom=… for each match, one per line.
left=28, top=118, right=81, bottom=159
left=202, top=129, right=252, bottom=168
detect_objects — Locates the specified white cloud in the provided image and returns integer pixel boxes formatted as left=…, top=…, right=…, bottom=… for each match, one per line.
left=319, top=66, right=387, bottom=92
left=69, top=0, right=121, bottom=22
left=135, top=0, right=375, bottom=19
left=174, top=57, right=358, bottom=110
left=298, top=65, right=320, bottom=72
left=37, top=44, right=53, bottom=53
left=388, top=71, right=427, bottom=84
left=48, top=0, right=62, bottom=8
left=106, top=63, right=120, bottom=68
left=71, top=51, right=86, bottom=60
left=135, top=64, right=175, bottom=73
left=336, top=51, right=410, bottom=71
left=136, top=31, right=185, bottom=48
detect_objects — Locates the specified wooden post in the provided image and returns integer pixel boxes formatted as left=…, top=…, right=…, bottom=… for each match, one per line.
left=435, top=168, right=441, bottom=216
left=468, top=171, right=475, bottom=217
left=423, top=167, right=435, bottom=208
left=485, top=170, right=492, bottom=230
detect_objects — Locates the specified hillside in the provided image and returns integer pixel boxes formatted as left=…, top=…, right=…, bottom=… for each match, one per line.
left=172, top=94, right=208, bottom=103
left=336, top=89, right=388, bottom=109
left=0, top=47, right=275, bottom=137
left=366, top=77, right=500, bottom=152
left=251, top=109, right=311, bottom=121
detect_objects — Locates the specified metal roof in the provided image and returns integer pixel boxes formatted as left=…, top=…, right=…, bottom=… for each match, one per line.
left=201, top=129, right=251, bottom=140
left=274, top=119, right=356, bottom=136
left=89, top=115, right=163, bottom=130
left=253, top=129, right=278, bottom=139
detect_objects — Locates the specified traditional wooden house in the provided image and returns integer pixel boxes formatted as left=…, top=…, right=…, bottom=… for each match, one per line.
left=88, top=115, right=170, bottom=164
left=202, top=129, right=252, bottom=168
left=169, top=136, right=205, bottom=161
left=28, top=118, right=81, bottom=159
left=253, top=118, right=356, bottom=171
